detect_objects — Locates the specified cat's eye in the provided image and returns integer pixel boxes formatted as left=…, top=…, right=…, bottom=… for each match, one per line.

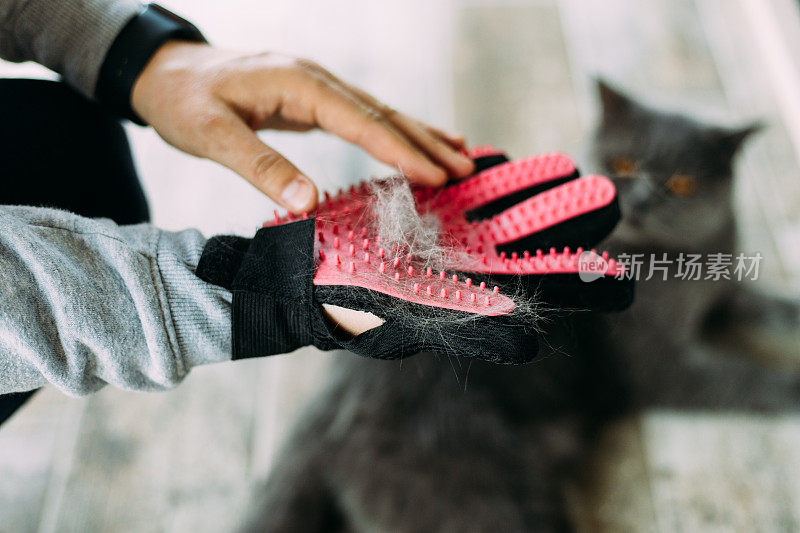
left=665, top=174, right=697, bottom=196
left=610, top=157, right=637, bottom=177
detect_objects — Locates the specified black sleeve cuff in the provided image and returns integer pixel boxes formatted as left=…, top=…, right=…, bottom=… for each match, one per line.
left=95, top=3, right=207, bottom=125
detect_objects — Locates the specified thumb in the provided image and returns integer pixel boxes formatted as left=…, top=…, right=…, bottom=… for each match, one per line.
left=202, top=110, right=318, bottom=213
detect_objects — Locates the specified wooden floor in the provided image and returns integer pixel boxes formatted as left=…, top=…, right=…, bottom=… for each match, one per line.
left=1, top=0, right=800, bottom=531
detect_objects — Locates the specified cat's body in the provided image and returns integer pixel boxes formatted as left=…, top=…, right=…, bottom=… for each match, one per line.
left=240, top=82, right=800, bottom=532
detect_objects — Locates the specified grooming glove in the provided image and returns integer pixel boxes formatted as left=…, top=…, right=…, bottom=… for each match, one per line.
left=197, top=148, right=633, bottom=364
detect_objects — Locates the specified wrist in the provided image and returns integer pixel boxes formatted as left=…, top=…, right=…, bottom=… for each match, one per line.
left=131, top=40, right=211, bottom=122
left=96, top=4, right=206, bottom=124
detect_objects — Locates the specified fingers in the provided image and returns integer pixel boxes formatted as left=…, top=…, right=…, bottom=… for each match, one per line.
left=308, top=82, right=450, bottom=186
left=424, top=124, right=467, bottom=151
left=382, top=110, right=474, bottom=177
left=200, top=109, right=318, bottom=213
left=298, top=62, right=473, bottom=182
left=335, top=80, right=474, bottom=178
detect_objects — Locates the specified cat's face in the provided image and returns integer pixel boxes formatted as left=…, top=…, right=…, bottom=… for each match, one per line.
left=591, top=80, right=759, bottom=250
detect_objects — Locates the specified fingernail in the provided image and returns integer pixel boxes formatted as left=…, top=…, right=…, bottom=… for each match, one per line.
left=281, top=175, right=313, bottom=211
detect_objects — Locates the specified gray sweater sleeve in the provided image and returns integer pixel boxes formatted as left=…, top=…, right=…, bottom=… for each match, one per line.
left=0, top=205, right=232, bottom=396
left=0, top=0, right=143, bottom=97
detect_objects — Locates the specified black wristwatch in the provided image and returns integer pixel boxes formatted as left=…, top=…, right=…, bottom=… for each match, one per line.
left=95, top=3, right=207, bottom=124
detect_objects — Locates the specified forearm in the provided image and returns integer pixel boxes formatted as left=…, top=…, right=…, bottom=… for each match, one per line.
left=0, top=205, right=231, bottom=396
left=0, top=0, right=142, bottom=97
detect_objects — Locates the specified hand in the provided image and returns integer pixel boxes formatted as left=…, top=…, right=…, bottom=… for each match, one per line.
left=131, top=41, right=474, bottom=213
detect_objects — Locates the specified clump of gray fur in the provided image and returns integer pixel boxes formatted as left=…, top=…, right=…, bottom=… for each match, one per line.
left=369, top=176, right=448, bottom=267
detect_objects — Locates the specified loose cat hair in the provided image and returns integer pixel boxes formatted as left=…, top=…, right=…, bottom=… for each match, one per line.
left=370, top=176, right=445, bottom=267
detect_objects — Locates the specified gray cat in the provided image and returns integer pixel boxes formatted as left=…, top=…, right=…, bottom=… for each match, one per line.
left=238, top=80, right=800, bottom=532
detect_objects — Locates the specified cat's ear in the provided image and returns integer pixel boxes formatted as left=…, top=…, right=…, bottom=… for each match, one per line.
left=714, top=122, right=764, bottom=156
left=596, top=78, right=636, bottom=119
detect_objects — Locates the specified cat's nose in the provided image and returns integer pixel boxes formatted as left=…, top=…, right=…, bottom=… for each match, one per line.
left=626, top=207, right=643, bottom=227
left=628, top=195, right=650, bottom=212
left=624, top=188, right=653, bottom=227
left=625, top=195, right=653, bottom=228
